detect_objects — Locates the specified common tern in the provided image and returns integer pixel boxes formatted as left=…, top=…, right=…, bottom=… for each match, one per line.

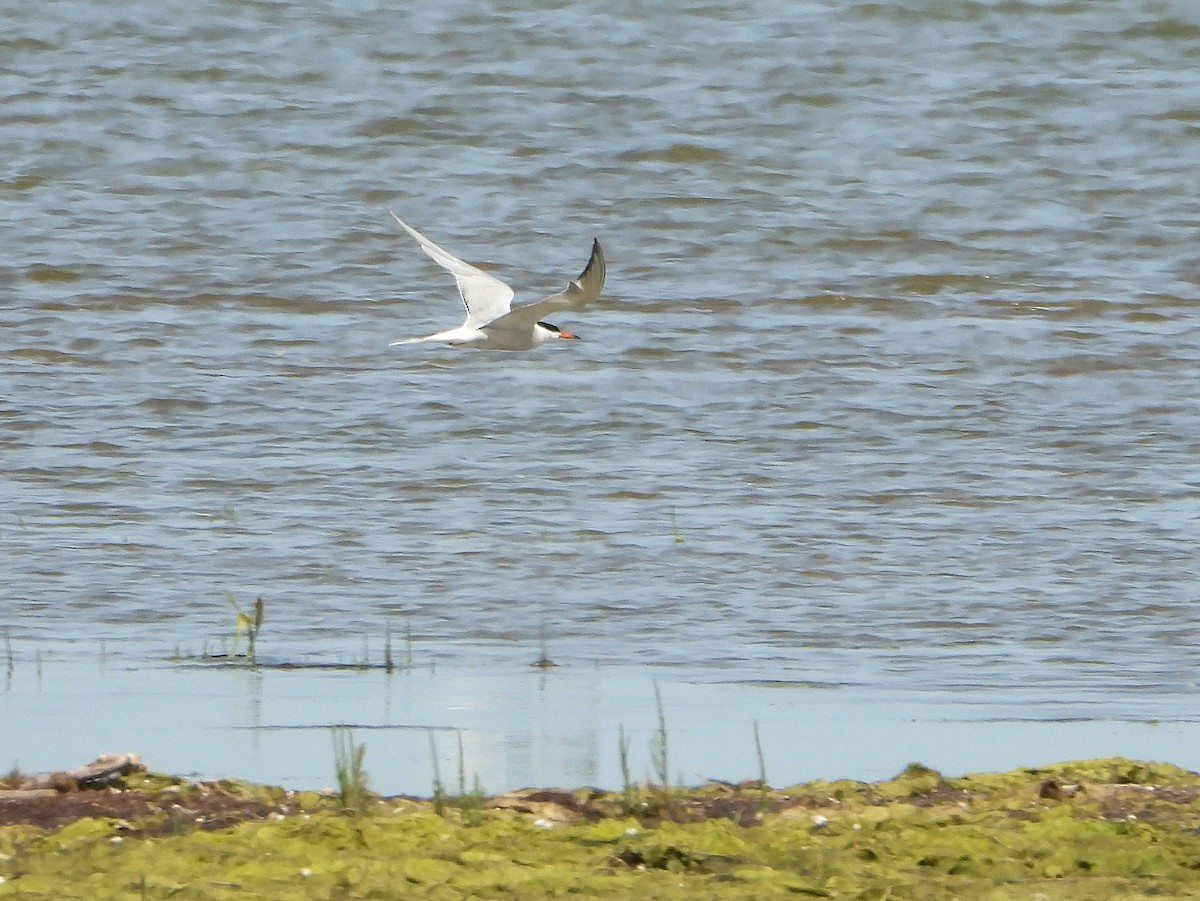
left=388, top=212, right=605, bottom=351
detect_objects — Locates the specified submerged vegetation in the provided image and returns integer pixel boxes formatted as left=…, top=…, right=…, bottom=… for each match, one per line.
left=227, top=593, right=264, bottom=663
left=165, top=597, right=420, bottom=672
left=5, top=757, right=1200, bottom=898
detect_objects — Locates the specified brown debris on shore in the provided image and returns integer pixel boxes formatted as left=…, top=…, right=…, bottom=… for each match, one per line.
left=7, top=753, right=1200, bottom=838
left=0, top=754, right=288, bottom=835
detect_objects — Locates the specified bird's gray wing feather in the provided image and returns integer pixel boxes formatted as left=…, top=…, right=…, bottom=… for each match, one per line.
left=389, top=211, right=515, bottom=327
left=504, top=239, right=606, bottom=325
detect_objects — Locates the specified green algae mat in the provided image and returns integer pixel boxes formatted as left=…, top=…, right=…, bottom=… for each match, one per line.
left=4, top=757, right=1200, bottom=899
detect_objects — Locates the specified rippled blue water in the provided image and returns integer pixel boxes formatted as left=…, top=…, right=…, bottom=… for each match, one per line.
left=4, top=0, right=1200, bottom=790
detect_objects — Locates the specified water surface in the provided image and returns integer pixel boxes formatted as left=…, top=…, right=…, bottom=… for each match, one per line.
left=4, top=0, right=1200, bottom=791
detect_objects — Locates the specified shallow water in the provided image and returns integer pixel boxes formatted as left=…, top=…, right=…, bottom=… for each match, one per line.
left=7, top=655, right=1200, bottom=794
left=4, top=0, right=1200, bottom=791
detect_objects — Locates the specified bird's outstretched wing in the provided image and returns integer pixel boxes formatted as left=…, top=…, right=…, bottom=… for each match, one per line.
left=503, top=239, right=606, bottom=326
left=389, top=211, right=515, bottom=327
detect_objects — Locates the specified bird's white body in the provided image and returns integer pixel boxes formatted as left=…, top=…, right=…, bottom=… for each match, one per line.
left=388, top=212, right=606, bottom=351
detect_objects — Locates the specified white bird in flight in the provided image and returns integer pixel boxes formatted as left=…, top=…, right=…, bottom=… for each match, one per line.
left=388, top=212, right=606, bottom=351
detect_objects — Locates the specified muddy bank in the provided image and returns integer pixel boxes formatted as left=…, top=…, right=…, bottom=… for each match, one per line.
left=4, top=756, right=1200, bottom=898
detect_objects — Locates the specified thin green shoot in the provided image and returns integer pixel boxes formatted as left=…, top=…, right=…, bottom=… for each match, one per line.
left=428, top=729, right=447, bottom=816
left=618, top=724, right=637, bottom=815
left=456, top=730, right=486, bottom=826
left=650, top=682, right=669, bottom=786
left=753, top=719, right=771, bottom=812
left=331, top=727, right=372, bottom=816
left=462, top=773, right=486, bottom=826
left=457, top=729, right=467, bottom=796
left=649, top=681, right=674, bottom=815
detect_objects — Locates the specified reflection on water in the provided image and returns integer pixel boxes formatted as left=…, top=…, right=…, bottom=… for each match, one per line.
left=5, top=651, right=1200, bottom=794
left=4, top=0, right=1200, bottom=782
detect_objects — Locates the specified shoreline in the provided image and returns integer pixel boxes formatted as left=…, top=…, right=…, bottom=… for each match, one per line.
left=4, top=756, right=1200, bottom=898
